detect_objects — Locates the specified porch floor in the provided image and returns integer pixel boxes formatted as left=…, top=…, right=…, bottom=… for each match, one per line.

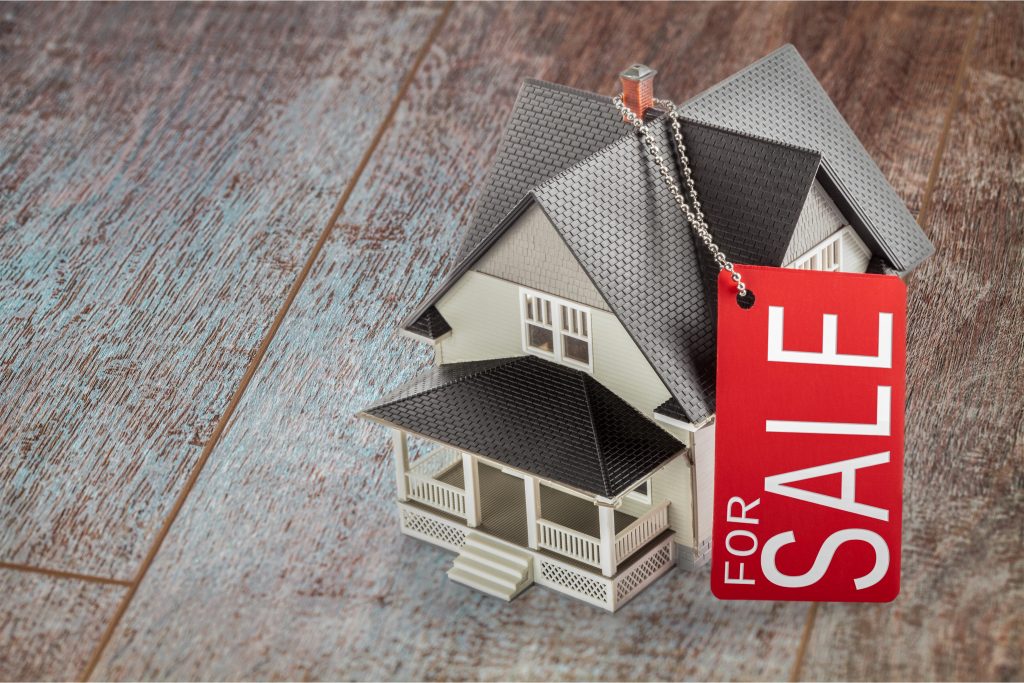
left=436, top=461, right=636, bottom=547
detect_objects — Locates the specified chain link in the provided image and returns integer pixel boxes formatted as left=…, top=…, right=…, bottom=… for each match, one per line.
left=613, top=95, right=747, bottom=298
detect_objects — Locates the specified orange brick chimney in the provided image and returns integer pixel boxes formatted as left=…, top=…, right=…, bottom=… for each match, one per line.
left=620, top=64, right=656, bottom=120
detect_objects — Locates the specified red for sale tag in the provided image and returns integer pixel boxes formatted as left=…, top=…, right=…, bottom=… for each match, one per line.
left=712, top=265, right=906, bottom=602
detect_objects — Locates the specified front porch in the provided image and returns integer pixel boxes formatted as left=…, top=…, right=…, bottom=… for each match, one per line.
left=393, top=435, right=676, bottom=611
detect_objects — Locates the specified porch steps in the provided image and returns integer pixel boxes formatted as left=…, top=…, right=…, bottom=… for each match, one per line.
left=447, top=532, right=533, bottom=601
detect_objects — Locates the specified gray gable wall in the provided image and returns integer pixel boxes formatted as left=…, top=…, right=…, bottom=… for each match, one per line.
left=783, top=181, right=848, bottom=263
left=474, top=203, right=610, bottom=311
left=457, top=80, right=633, bottom=262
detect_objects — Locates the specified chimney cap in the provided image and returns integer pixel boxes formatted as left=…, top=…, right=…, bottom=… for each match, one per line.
left=620, top=64, right=657, bottom=81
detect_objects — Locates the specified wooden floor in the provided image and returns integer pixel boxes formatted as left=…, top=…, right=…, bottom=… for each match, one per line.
left=0, top=2, right=1020, bottom=681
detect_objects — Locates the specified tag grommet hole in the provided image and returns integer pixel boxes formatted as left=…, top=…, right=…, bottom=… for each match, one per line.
left=736, top=289, right=755, bottom=310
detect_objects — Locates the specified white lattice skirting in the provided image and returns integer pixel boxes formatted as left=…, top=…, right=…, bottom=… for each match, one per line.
left=399, top=505, right=467, bottom=552
left=614, top=537, right=675, bottom=606
left=398, top=503, right=677, bottom=611
left=535, top=557, right=611, bottom=609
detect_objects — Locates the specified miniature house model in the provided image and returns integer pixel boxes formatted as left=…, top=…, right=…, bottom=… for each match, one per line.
left=358, top=45, right=933, bottom=611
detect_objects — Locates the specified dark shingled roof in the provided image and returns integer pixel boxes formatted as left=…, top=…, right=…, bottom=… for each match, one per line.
left=398, top=45, right=934, bottom=423
left=404, top=115, right=820, bottom=422
left=680, top=44, right=934, bottom=273
left=653, top=398, right=689, bottom=423
left=361, top=356, right=684, bottom=498
left=404, top=305, right=450, bottom=340
left=455, top=80, right=634, bottom=261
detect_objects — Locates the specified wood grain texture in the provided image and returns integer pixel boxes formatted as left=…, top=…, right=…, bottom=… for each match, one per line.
left=0, top=569, right=125, bottom=681
left=0, top=2, right=441, bottom=579
left=800, top=4, right=1024, bottom=680
left=88, top=3, right=981, bottom=681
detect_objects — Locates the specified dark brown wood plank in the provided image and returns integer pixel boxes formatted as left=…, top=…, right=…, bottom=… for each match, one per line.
left=0, top=568, right=125, bottom=681
left=800, top=4, right=1024, bottom=680
left=0, top=1, right=441, bottom=582
left=87, top=3, right=979, bottom=680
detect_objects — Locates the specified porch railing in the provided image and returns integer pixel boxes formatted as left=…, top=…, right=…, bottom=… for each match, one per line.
left=407, top=447, right=465, bottom=518
left=409, top=446, right=460, bottom=479
left=538, top=519, right=601, bottom=568
left=614, top=501, right=670, bottom=564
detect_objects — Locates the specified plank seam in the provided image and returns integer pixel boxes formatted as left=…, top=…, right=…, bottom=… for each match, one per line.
left=788, top=7, right=983, bottom=680
left=77, top=3, right=454, bottom=680
left=0, top=562, right=132, bottom=587
left=789, top=602, right=818, bottom=682
left=915, top=3, right=984, bottom=231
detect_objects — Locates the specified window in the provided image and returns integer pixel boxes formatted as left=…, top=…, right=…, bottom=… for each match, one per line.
left=627, top=479, right=652, bottom=504
left=790, top=230, right=844, bottom=271
left=520, top=288, right=592, bottom=370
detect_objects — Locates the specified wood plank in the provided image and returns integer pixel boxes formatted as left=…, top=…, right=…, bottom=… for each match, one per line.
left=90, top=2, right=976, bottom=680
left=0, top=569, right=125, bottom=681
left=0, top=2, right=442, bottom=579
left=800, top=4, right=1024, bottom=680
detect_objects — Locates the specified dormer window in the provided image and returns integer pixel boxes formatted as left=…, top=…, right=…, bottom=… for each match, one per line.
left=520, top=288, right=592, bottom=371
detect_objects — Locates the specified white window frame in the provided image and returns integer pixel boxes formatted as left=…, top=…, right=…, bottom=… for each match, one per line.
left=519, top=287, right=593, bottom=372
left=789, top=228, right=845, bottom=272
left=626, top=478, right=652, bottom=504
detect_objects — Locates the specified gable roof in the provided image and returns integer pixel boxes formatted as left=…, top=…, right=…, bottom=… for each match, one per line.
left=456, top=80, right=634, bottom=262
left=680, top=44, right=934, bottom=273
left=400, top=45, right=935, bottom=419
left=359, top=356, right=684, bottom=498
left=405, top=115, right=821, bottom=421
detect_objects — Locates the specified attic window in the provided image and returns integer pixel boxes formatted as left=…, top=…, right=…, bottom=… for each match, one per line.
left=790, top=229, right=844, bottom=272
left=520, top=288, right=592, bottom=371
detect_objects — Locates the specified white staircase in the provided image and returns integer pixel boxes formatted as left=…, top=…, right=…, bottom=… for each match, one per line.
left=447, top=532, right=533, bottom=601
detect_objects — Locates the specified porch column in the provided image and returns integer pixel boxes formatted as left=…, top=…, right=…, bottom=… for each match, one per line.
left=462, top=452, right=481, bottom=527
left=391, top=429, right=409, bottom=502
left=598, top=504, right=616, bottom=577
left=524, top=475, right=541, bottom=549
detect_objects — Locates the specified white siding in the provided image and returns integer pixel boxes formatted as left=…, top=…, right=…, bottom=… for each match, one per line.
left=618, top=455, right=695, bottom=548
left=437, top=270, right=675, bottom=420
left=840, top=226, right=872, bottom=273
left=435, top=271, right=523, bottom=364
left=693, top=422, right=715, bottom=561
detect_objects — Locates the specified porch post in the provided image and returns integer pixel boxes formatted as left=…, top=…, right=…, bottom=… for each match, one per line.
left=462, top=452, right=481, bottom=527
left=599, top=504, right=616, bottom=577
left=392, top=429, right=409, bottom=502
left=524, top=475, right=541, bottom=549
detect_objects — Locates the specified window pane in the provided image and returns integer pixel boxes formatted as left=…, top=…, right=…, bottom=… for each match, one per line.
left=563, top=335, right=589, bottom=364
left=528, top=324, right=554, bottom=353
left=635, top=481, right=648, bottom=496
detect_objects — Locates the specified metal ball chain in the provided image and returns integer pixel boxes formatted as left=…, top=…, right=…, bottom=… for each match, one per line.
left=613, top=95, right=747, bottom=298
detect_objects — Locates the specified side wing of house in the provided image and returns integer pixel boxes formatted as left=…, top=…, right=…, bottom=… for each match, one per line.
left=426, top=203, right=703, bottom=555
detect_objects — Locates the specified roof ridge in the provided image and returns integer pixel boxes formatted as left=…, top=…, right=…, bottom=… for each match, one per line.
left=577, top=372, right=612, bottom=496
left=521, top=78, right=616, bottom=105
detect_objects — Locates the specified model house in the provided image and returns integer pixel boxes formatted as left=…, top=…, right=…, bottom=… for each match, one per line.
left=358, top=45, right=933, bottom=611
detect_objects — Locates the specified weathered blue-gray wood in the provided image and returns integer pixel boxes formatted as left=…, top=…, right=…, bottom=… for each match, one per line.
left=0, top=1, right=441, bottom=578
left=88, top=3, right=984, bottom=681
left=0, top=2, right=442, bottom=679
left=0, top=568, right=124, bottom=681
left=801, top=4, right=1024, bottom=680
